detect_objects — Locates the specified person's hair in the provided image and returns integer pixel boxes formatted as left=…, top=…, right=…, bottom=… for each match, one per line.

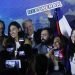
left=8, top=21, right=21, bottom=36
left=67, top=29, right=75, bottom=58
left=35, top=54, right=48, bottom=75
left=22, top=19, right=32, bottom=30
left=41, top=27, right=54, bottom=44
left=0, top=20, right=5, bottom=35
left=41, top=27, right=53, bottom=37
left=70, top=29, right=75, bottom=43
left=5, top=37, right=16, bottom=49
left=41, top=27, right=50, bottom=34
left=54, top=35, right=67, bottom=48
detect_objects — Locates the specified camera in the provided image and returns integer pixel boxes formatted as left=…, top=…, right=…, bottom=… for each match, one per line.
left=5, top=60, right=21, bottom=69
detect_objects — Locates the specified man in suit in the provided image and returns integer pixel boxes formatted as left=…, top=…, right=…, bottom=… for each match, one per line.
left=36, top=28, right=54, bottom=74
left=36, top=28, right=54, bottom=55
left=22, top=19, right=36, bottom=48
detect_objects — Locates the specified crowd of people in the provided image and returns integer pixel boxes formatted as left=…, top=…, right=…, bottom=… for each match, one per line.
left=0, top=11, right=75, bottom=75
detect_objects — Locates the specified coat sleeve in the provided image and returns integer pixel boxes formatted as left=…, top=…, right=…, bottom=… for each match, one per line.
left=48, top=17, right=57, bottom=35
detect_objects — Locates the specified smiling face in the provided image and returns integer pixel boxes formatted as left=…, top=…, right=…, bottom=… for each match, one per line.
left=53, top=37, right=61, bottom=49
left=9, top=25, right=19, bottom=39
left=24, top=21, right=34, bottom=36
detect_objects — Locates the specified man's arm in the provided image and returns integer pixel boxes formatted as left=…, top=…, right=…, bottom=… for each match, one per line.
left=45, top=11, right=57, bottom=34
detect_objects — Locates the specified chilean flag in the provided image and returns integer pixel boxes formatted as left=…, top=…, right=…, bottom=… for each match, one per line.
left=54, top=8, right=72, bottom=38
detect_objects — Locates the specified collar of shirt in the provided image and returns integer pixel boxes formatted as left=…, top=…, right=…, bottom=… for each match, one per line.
left=30, top=34, right=34, bottom=39
left=29, top=34, right=34, bottom=41
left=16, top=42, right=20, bottom=50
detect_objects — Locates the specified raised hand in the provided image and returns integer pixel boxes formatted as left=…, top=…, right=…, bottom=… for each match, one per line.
left=44, top=10, right=53, bottom=18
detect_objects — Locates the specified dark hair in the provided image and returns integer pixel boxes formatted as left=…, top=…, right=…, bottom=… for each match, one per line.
left=70, top=29, right=75, bottom=43
left=68, top=29, right=75, bottom=58
left=41, top=27, right=54, bottom=44
left=5, top=37, right=16, bottom=49
left=0, top=20, right=5, bottom=35
left=8, top=21, right=21, bottom=36
left=41, top=27, right=53, bottom=36
left=35, top=54, right=48, bottom=75
left=71, top=29, right=75, bottom=36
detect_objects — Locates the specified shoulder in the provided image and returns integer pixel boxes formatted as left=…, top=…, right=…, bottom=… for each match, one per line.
left=24, top=38, right=31, bottom=45
left=36, top=43, right=42, bottom=48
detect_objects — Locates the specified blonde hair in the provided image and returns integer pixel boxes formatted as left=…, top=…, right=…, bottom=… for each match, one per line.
left=54, top=37, right=61, bottom=44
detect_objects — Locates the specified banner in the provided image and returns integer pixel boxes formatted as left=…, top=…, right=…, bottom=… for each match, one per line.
left=0, top=0, right=74, bottom=33
left=26, top=1, right=62, bottom=16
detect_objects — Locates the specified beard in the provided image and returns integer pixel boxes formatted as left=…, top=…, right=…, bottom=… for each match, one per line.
left=41, top=38, right=52, bottom=45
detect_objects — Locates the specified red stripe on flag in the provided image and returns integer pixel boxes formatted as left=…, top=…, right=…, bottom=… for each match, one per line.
left=56, top=21, right=61, bottom=35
